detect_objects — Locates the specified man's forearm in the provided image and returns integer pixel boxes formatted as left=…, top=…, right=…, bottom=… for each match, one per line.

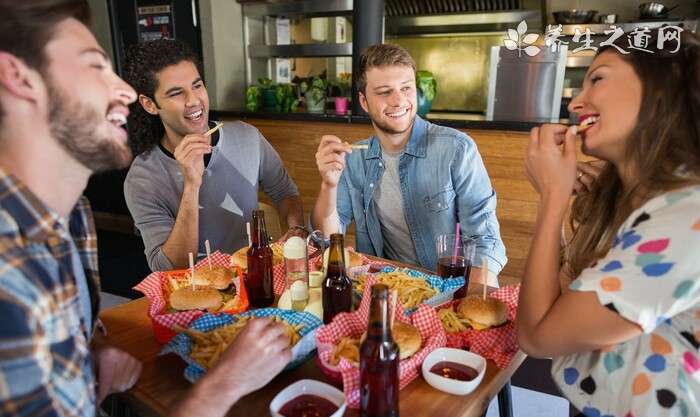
left=161, top=184, right=200, bottom=268
left=312, top=183, right=341, bottom=237
left=170, top=370, right=243, bottom=417
left=277, top=195, right=304, bottom=229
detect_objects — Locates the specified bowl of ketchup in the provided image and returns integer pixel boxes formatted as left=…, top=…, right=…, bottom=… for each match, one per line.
left=421, top=347, right=486, bottom=396
left=270, top=379, right=346, bottom=417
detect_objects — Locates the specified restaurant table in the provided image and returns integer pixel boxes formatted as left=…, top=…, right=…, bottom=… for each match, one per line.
left=101, top=285, right=525, bottom=417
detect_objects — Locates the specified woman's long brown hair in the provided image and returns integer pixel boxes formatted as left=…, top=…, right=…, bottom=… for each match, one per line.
left=568, top=30, right=700, bottom=276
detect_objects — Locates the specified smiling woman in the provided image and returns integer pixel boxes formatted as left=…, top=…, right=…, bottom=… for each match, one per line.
left=518, top=30, right=700, bottom=417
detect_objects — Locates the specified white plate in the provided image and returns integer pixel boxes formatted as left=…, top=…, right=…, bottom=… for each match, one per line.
left=269, top=379, right=346, bottom=417
left=421, top=348, right=486, bottom=396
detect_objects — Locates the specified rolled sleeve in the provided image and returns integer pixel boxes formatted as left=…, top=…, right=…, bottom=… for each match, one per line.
left=124, top=176, right=175, bottom=272
left=257, top=131, right=299, bottom=205
left=451, top=134, right=507, bottom=274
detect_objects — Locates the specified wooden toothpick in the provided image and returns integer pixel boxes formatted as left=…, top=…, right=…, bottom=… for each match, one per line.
left=482, top=257, right=488, bottom=300
left=205, top=240, right=212, bottom=270
left=189, top=252, right=195, bottom=290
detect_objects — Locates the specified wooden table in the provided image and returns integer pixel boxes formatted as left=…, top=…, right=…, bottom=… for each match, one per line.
left=101, top=294, right=525, bottom=417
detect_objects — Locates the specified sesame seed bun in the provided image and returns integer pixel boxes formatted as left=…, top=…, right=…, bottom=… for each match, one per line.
left=457, top=295, right=508, bottom=330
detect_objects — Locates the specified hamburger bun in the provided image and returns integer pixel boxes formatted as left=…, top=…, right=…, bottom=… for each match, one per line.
left=322, top=247, right=364, bottom=271
left=230, top=247, right=248, bottom=270
left=169, top=287, right=222, bottom=311
left=457, top=295, right=508, bottom=330
left=393, top=321, right=422, bottom=360
left=190, top=267, right=233, bottom=290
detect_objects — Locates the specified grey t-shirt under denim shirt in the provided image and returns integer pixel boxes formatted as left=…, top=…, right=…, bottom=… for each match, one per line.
left=124, top=121, right=299, bottom=271
left=374, top=149, right=419, bottom=265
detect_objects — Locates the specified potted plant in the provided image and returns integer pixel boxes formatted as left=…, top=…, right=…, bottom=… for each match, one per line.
left=300, top=76, right=328, bottom=114
left=416, top=70, right=437, bottom=117
left=245, top=86, right=260, bottom=112
left=274, top=84, right=299, bottom=113
left=258, top=77, right=276, bottom=112
left=331, top=73, right=351, bottom=115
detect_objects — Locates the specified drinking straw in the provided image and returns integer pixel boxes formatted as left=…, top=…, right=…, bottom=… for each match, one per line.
left=246, top=222, right=252, bottom=246
left=390, top=290, right=398, bottom=329
left=205, top=240, right=212, bottom=270
left=452, top=223, right=461, bottom=265
left=482, top=257, right=489, bottom=300
left=188, top=252, right=195, bottom=290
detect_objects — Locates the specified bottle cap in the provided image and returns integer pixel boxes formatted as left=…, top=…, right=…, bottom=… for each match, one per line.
left=283, top=236, right=306, bottom=259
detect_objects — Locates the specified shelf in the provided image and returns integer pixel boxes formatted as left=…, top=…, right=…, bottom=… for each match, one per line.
left=386, top=10, right=541, bottom=35
left=242, top=0, right=353, bottom=18
left=557, top=19, right=697, bottom=36
left=248, top=43, right=352, bottom=58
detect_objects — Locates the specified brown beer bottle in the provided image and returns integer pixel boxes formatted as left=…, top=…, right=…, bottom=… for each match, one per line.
left=360, top=284, right=399, bottom=417
left=322, top=233, right=353, bottom=324
left=246, top=210, right=274, bottom=307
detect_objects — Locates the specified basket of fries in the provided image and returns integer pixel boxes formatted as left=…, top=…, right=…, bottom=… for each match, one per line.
left=315, top=274, right=446, bottom=409
left=436, top=285, right=520, bottom=368
left=134, top=251, right=249, bottom=344
left=162, top=308, right=322, bottom=383
left=350, top=265, right=464, bottom=312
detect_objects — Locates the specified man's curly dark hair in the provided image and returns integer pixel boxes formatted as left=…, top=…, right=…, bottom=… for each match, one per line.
left=122, top=39, right=203, bottom=156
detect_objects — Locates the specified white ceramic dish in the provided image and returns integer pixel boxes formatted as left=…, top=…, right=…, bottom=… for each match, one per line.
left=421, top=348, right=486, bottom=396
left=269, top=379, right=346, bottom=417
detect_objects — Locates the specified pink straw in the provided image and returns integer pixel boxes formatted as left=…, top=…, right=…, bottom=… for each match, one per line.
left=452, top=222, right=461, bottom=264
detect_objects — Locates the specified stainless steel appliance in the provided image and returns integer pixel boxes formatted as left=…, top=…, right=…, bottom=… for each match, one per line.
left=486, top=45, right=567, bottom=122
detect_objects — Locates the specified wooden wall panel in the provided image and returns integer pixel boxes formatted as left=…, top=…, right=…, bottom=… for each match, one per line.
left=231, top=117, right=547, bottom=283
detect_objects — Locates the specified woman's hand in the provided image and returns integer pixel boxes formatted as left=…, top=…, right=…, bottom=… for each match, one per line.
left=573, top=160, right=606, bottom=195
left=525, top=124, right=578, bottom=203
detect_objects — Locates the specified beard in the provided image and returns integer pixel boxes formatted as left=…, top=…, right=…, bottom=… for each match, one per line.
left=47, top=79, right=132, bottom=173
left=366, top=102, right=416, bottom=136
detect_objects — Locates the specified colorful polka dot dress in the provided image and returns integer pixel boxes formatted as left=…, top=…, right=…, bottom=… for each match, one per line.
left=552, top=186, right=700, bottom=417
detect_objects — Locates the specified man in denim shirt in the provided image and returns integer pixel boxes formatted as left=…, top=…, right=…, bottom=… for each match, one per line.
left=312, top=44, right=506, bottom=285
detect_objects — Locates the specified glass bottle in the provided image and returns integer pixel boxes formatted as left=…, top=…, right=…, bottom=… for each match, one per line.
left=360, top=284, right=399, bottom=417
left=284, top=236, right=309, bottom=311
left=246, top=210, right=274, bottom=307
left=322, top=233, right=353, bottom=324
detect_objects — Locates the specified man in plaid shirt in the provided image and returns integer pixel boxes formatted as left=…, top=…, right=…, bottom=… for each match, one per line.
left=0, top=1, right=293, bottom=416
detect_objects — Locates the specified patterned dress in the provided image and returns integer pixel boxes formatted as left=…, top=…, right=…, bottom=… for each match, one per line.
left=552, top=186, right=700, bottom=417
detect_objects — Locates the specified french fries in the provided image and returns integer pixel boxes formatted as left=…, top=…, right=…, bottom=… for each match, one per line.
left=178, top=316, right=304, bottom=369
left=354, top=270, right=437, bottom=309
left=438, top=308, right=469, bottom=333
left=329, top=336, right=360, bottom=366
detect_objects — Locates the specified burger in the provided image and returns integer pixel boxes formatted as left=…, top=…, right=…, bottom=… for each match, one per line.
left=230, top=246, right=248, bottom=270
left=169, top=287, right=223, bottom=311
left=229, top=243, right=285, bottom=270
left=322, top=247, right=364, bottom=271
left=330, top=321, right=422, bottom=365
left=189, top=266, right=233, bottom=290
left=392, top=321, right=422, bottom=360
left=456, top=295, right=508, bottom=330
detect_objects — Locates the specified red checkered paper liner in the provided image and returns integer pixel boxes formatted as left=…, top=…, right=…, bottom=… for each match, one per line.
left=272, top=242, right=323, bottom=296
left=133, top=251, right=246, bottom=343
left=316, top=274, right=447, bottom=409
left=438, top=285, right=520, bottom=369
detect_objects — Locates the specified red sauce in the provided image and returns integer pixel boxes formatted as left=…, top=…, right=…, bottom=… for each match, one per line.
left=278, top=394, right=338, bottom=417
left=429, top=361, right=479, bottom=381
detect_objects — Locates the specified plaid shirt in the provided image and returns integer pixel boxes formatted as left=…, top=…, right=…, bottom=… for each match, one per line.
left=0, top=167, right=100, bottom=417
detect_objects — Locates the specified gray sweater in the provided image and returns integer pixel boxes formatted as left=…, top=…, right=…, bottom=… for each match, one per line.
left=124, top=121, right=299, bottom=271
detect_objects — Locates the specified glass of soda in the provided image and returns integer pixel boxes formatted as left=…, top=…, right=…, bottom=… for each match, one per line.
left=436, top=234, right=475, bottom=299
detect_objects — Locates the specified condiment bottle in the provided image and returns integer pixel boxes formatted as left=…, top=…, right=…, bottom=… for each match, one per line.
left=284, top=236, right=309, bottom=312
left=321, top=233, right=353, bottom=324
left=360, top=284, right=399, bottom=417
left=246, top=210, right=274, bottom=307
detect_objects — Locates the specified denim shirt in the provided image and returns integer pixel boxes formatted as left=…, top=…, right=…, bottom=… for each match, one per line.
left=335, top=116, right=507, bottom=273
